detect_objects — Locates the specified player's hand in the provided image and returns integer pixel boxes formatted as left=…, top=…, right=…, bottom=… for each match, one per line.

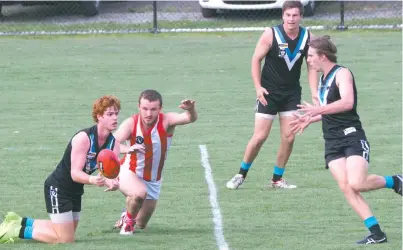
left=89, top=173, right=105, bottom=187
left=297, top=100, right=322, bottom=117
left=256, top=87, right=269, bottom=106
left=179, top=99, right=195, bottom=110
left=127, top=144, right=145, bottom=154
left=290, top=112, right=311, bottom=135
left=104, top=178, right=119, bottom=192
left=311, top=95, right=320, bottom=106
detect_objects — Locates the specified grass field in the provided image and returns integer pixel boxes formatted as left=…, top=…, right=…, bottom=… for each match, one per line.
left=0, top=30, right=401, bottom=250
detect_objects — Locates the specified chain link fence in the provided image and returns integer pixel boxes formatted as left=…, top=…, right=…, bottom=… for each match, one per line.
left=0, top=1, right=401, bottom=35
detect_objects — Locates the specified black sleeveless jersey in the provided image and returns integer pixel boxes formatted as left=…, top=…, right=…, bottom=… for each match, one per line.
left=261, top=24, right=310, bottom=94
left=319, top=65, right=366, bottom=140
left=45, top=125, right=116, bottom=195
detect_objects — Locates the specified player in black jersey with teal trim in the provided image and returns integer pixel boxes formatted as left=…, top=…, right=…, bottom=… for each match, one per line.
left=0, top=96, right=121, bottom=244
left=291, top=35, right=402, bottom=245
left=227, top=1, right=319, bottom=190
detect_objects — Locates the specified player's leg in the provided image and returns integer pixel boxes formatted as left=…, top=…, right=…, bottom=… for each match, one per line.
left=269, top=90, right=299, bottom=188
left=0, top=185, right=77, bottom=244
left=135, top=180, right=160, bottom=229
left=344, top=155, right=387, bottom=244
left=345, top=140, right=402, bottom=195
left=226, top=97, right=277, bottom=189
left=33, top=185, right=78, bottom=243
left=1, top=214, right=76, bottom=244
left=33, top=213, right=76, bottom=243
left=328, top=156, right=387, bottom=244
left=136, top=200, right=158, bottom=229
left=269, top=113, right=297, bottom=188
left=118, top=166, right=148, bottom=235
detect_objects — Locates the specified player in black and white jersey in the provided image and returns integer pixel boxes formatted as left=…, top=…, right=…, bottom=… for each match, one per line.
left=227, top=1, right=319, bottom=190
left=0, top=96, right=121, bottom=244
left=291, top=35, right=402, bottom=244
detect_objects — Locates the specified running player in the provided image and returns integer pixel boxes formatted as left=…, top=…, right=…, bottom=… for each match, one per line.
left=291, top=35, right=402, bottom=244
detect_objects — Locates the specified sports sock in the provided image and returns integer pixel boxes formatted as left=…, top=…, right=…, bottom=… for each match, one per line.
left=364, top=216, right=383, bottom=236
left=21, top=217, right=35, bottom=227
left=126, top=211, right=136, bottom=224
left=383, top=176, right=394, bottom=189
left=238, top=161, right=252, bottom=178
left=126, top=211, right=132, bottom=220
left=272, top=165, right=285, bottom=182
left=18, top=226, right=33, bottom=240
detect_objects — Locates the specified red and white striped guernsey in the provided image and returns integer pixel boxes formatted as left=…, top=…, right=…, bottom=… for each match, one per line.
left=120, top=113, right=173, bottom=182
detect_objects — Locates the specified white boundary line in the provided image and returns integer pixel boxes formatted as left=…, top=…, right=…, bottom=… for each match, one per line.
left=0, top=24, right=401, bottom=36
left=199, top=144, right=229, bottom=250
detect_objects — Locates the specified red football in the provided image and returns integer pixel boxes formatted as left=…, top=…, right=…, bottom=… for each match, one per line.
left=96, top=149, right=120, bottom=179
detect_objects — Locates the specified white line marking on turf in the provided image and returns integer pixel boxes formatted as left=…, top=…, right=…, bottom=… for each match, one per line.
left=199, top=145, right=230, bottom=250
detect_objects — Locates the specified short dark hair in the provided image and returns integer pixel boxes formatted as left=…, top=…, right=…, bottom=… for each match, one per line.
left=282, top=1, right=304, bottom=15
left=309, top=35, right=338, bottom=63
left=138, top=89, right=163, bottom=107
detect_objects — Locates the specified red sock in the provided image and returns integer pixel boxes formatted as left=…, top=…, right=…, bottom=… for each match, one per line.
left=126, top=211, right=133, bottom=220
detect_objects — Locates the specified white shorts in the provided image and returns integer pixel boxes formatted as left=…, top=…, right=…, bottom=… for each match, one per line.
left=140, top=178, right=161, bottom=200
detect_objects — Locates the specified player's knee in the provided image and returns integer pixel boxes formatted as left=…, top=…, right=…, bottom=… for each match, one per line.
left=252, top=132, right=268, bottom=145
left=127, top=190, right=147, bottom=204
left=281, top=132, right=295, bottom=145
left=57, top=238, right=75, bottom=244
left=135, top=190, right=147, bottom=202
left=55, top=234, right=75, bottom=244
left=348, top=181, right=364, bottom=192
left=337, top=182, right=351, bottom=194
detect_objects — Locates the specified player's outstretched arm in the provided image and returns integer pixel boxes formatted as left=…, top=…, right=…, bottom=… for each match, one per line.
left=70, top=132, right=104, bottom=186
left=166, top=99, right=198, bottom=127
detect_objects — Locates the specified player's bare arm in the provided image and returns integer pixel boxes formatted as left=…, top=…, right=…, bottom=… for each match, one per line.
left=70, top=132, right=104, bottom=186
left=114, top=117, right=133, bottom=142
left=297, top=68, right=354, bottom=117
left=307, top=31, right=320, bottom=106
left=165, top=99, right=198, bottom=132
left=252, top=28, right=272, bottom=106
left=113, top=117, right=144, bottom=154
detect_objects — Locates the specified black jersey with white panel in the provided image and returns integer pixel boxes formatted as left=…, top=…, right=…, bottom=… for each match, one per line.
left=45, top=125, right=116, bottom=195
left=261, top=24, right=310, bottom=94
left=319, top=65, right=366, bottom=140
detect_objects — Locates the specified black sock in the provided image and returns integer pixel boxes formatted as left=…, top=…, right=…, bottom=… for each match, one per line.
left=238, top=168, right=248, bottom=178
left=18, top=226, right=26, bottom=239
left=369, top=224, right=383, bottom=236
left=392, top=175, right=399, bottom=191
left=21, top=217, right=27, bottom=227
left=272, top=174, right=282, bottom=182
left=272, top=166, right=284, bottom=182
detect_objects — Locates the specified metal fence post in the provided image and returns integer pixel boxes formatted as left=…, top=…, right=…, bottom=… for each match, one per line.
left=152, top=1, right=159, bottom=33
left=336, top=1, right=348, bottom=31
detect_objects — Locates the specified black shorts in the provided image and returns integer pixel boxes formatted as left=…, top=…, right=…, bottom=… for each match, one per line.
left=44, top=184, right=82, bottom=214
left=255, top=90, right=301, bottom=116
left=324, top=138, right=370, bottom=169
